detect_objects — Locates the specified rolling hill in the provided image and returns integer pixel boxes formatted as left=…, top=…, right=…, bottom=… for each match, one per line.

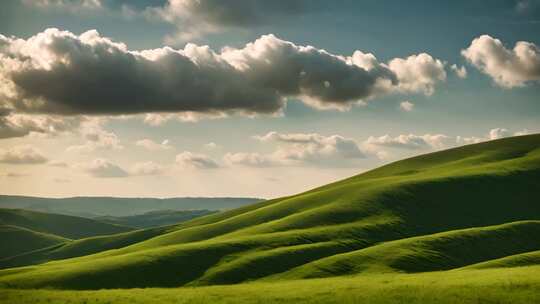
left=0, top=208, right=133, bottom=239
left=0, top=225, right=68, bottom=260
left=95, top=209, right=217, bottom=229
left=0, top=134, right=539, bottom=303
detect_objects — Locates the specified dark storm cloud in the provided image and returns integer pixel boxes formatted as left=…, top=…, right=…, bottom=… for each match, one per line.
left=0, top=29, right=446, bottom=116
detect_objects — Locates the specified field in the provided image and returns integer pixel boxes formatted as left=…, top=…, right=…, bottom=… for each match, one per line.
left=0, top=134, right=539, bottom=303
left=1, top=266, right=539, bottom=304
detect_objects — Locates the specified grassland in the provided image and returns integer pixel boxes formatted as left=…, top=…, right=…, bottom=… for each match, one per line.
left=1, top=266, right=538, bottom=304
left=0, top=134, right=538, bottom=303
left=0, top=225, right=68, bottom=259
left=0, top=208, right=132, bottom=239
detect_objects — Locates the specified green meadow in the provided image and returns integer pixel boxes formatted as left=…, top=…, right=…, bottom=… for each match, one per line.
left=1, top=134, right=539, bottom=303
left=1, top=266, right=539, bottom=304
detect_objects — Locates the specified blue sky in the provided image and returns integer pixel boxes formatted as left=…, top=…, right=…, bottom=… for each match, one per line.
left=0, top=0, right=539, bottom=198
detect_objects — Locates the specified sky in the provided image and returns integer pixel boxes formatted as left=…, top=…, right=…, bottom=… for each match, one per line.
left=0, top=0, right=539, bottom=199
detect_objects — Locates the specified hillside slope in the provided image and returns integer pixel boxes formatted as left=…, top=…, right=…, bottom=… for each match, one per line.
left=0, top=225, right=69, bottom=259
left=0, top=208, right=133, bottom=239
left=95, top=209, right=217, bottom=228
left=0, top=134, right=539, bottom=289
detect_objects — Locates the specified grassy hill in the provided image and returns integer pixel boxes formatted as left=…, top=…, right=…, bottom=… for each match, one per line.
left=0, top=208, right=133, bottom=239
left=0, top=225, right=68, bottom=259
left=0, top=134, right=538, bottom=302
left=95, top=209, right=217, bottom=228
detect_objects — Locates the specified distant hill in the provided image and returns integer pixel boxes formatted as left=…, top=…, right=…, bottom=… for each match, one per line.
left=0, top=225, right=68, bottom=259
left=0, top=208, right=132, bottom=239
left=0, top=134, right=538, bottom=291
left=0, top=196, right=261, bottom=217
left=95, top=210, right=217, bottom=229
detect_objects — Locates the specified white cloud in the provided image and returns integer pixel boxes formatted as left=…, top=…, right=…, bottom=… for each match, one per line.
left=0, top=111, right=82, bottom=139
left=488, top=128, right=511, bottom=140
left=514, top=129, right=530, bottom=136
left=135, top=138, right=172, bottom=151
left=0, top=145, right=48, bottom=164
left=77, top=158, right=129, bottom=178
left=66, top=120, right=123, bottom=153
left=456, top=128, right=526, bottom=145
left=175, top=151, right=219, bottom=169
left=0, top=29, right=447, bottom=118
left=227, top=131, right=366, bottom=167
left=455, top=135, right=484, bottom=145
left=224, top=152, right=275, bottom=167
left=143, top=112, right=226, bottom=126
left=130, top=161, right=166, bottom=176
left=22, top=0, right=103, bottom=12
left=450, top=64, right=468, bottom=79
left=399, top=101, right=414, bottom=112
left=364, top=134, right=450, bottom=150
left=387, top=53, right=447, bottom=95
left=462, top=35, right=540, bottom=88
left=143, top=114, right=173, bottom=126
left=204, top=142, right=219, bottom=150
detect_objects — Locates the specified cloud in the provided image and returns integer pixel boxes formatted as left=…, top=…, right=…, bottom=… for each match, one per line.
left=399, top=101, right=414, bottom=112
left=364, top=134, right=450, bottom=150
left=462, top=35, right=540, bottom=88
left=21, top=0, right=103, bottom=14
left=227, top=131, right=366, bottom=167
left=147, top=0, right=310, bottom=42
left=0, top=110, right=82, bottom=139
left=66, top=120, right=123, bottom=153
left=204, top=142, right=219, bottom=150
left=387, top=53, right=447, bottom=95
left=143, top=112, right=226, bottom=126
left=514, top=129, right=530, bottom=136
left=488, top=128, right=511, bottom=140
left=130, top=161, right=165, bottom=176
left=450, top=64, right=468, bottom=79
left=0, top=29, right=446, bottom=118
left=0, top=145, right=48, bottom=164
left=77, top=158, right=129, bottom=178
left=456, top=128, right=525, bottom=145
left=135, top=138, right=172, bottom=151
left=175, top=151, right=219, bottom=169
left=223, top=152, right=275, bottom=167
left=77, top=158, right=166, bottom=177
left=226, top=128, right=532, bottom=168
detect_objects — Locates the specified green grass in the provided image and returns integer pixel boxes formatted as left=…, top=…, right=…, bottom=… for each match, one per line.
left=463, top=250, right=540, bottom=269
left=0, top=209, right=133, bottom=239
left=95, top=209, right=218, bottom=229
left=0, top=225, right=69, bottom=260
left=1, top=266, right=539, bottom=304
left=0, top=134, right=539, bottom=302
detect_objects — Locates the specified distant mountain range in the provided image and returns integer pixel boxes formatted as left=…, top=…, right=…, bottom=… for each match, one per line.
left=0, top=196, right=261, bottom=217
